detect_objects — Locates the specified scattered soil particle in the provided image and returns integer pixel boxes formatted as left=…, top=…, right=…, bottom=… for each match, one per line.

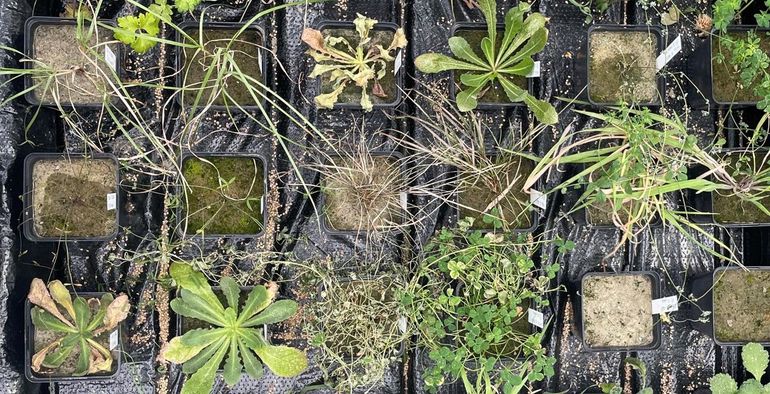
left=31, top=157, right=117, bottom=238
left=181, top=27, right=264, bottom=107
left=711, top=31, right=770, bottom=103
left=713, top=269, right=770, bottom=343
left=182, top=156, right=265, bottom=235
left=588, top=30, right=659, bottom=104
left=582, top=273, right=655, bottom=348
left=32, top=23, right=119, bottom=105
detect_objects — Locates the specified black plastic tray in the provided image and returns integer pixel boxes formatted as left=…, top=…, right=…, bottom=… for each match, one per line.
left=176, top=152, right=268, bottom=239
left=710, top=26, right=770, bottom=107
left=23, top=17, right=122, bottom=107
left=25, top=292, right=123, bottom=383
left=175, top=21, right=267, bottom=111
left=578, top=271, right=662, bottom=351
left=22, top=152, right=121, bottom=242
left=313, top=20, right=404, bottom=110
left=586, top=25, right=665, bottom=107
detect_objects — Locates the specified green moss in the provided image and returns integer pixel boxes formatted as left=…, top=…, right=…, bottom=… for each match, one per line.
left=458, top=156, right=534, bottom=230
left=712, top=152, right=770, bottom=224
left=181, top=156, right=265, bottom=235
left=453, top=28, right=527, bottom=104
left=712, top=32, right=770, bottom=103
left=713, top=269, right=770, bottom=342
left=588, top=30, right=659, bottom=104
left=181, top=28, right=264, bottom=107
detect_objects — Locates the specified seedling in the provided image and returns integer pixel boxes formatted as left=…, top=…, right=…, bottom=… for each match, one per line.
left=710, top=343, right=770, bottom=393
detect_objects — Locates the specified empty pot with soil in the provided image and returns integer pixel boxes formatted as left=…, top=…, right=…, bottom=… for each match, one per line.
left=179, top=154, right=266, bottom=237
left=712, top=267, right=770, bottom=344
left=23, top=153, right=119, bottom=241
left=587, top=25, right=663, bottom=106
left=25, top=17, right=121, bottom=106
left=580, top=271, right=661, bottom=350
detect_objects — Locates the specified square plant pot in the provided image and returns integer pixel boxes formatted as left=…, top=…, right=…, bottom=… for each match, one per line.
left=708, top=267, right=770, bottom=345
left=319, top=151, right=407, bottom=234
left=25, top=292, right=123, bottom=383
left=23, top=153, right=120, bottom=242
left=24, top=17, right=122, bottom=107
left=449, top=23, right=536, bottom=110
left=177, top=152, right=268, bottom=238
left=711, top=26, right=770, bottom=106
left=587, top=25, right=664, bottom=106
left=313, top=20, right=404, bottom=110
left=579, top=271, right=662, bottom=351
left=175, top=21, right=267, bottom=111
left=453, top=154, right=539, bottom=232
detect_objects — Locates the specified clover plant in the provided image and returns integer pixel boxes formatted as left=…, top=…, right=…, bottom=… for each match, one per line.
left=414, top=0, right=557, bottom=124
left=27, top=278, right=130, bottom=376
left=302, top=14, right=408, bottom=111
left=161, top=263, right=307, bottom=394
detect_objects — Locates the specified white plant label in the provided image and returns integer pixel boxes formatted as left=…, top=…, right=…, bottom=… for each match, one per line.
left=651, top=296, right=679, bottom=314
left=104, top=46, right=117, bottom=72
left=398, top=316, right=407, bottom=333
left=400, top=191, right=408, bottom=210
left=107, top=193, right=117, bottom=211
left=109, top=330, right=119, bottom=350
left=257, top=49, right=263, bottom=73
left=656, top=36, right=682, bottom=71
left=394, top=50, right=403, bottom=75
left=530, top=189, right=547, bottom=210
left=526, top=61, right=541, bottom=78
left=528, top=308, right=544, bottom=328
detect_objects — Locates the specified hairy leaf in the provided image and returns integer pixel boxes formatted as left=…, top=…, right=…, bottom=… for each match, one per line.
left=477, top=0, right=497, bottom=46
left=415, top=53, right=485, bottom=73
left=448, top=36, right=487, bottom=67
left=710, top=373, right=739, bottom=394
left=220, top=277, right=240, bottom=313
left=172, top=289, right=226, bottom=326
left=238, top=285, right=271, bottom=322
left=242, top=299, right=299, bottom=327
left=181, top=338, right=226, bottom=375
left=239, top=338, right=264, bottom=380
left=500, top=3, right=529, bottom=57
left=162, top=336, right=212, bottom=364
left=171, top=263, right=223, bottom=312
left=460, top=72, right=492, bottom=87
left=254, top=345, right=308, bottom=378
left=456, top=88, right=480, bottom=112
left=223, top=338, right=241, bottom=386
left=742, top=343, right=769, bottom=381
left=181, top=344, right=228, bottom=394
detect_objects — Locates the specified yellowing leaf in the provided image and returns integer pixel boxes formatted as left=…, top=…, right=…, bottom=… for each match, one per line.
left=31, top=338, right=62, bottom=372
left=254, top=345, right=308, bottom=377
left=48, top=281, right=76, bottom=322
left=387, top=28, right=408, bottom=51
left=353, top=14, right=377, bottom=39
left=27, top=278, right=73, bottom=328
left=314, top=84, right=346, bottom=109
left=161, top=337, right=209, bottom=364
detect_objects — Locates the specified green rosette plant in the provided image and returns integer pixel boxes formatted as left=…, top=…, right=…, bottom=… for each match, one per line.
left=710, top=343, right=770, bottom=393
left=160, top=263, right=308, bottom=394
left=414, top=0, right=557, bottom=124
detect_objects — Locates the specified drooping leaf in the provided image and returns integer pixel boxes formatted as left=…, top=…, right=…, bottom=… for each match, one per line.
left=742, top=343, right=769, bottom=381
left=710, top=373, right=739, bottom=394
left=87, top=294, right=112, bottom=332
left=360, top=84, right=373, bottom=111
left=42, top=336, right=77, bottom=369
left=254, top=345, right=308, bottom=378
left=314, top=84, right=346, bottom=109
left=181, top=343, right=228, bottom=394
left=223, top=338, right=241, bottom=386
left=31, top=338, right=62, bottom=372
left=242, top=299, right=299, bottom=327
left=387, top=28, right=408, bottom=51
left=353, top=14, right=377, bottom=40
left=448, top=36, right=488, bottom=67
left=48, top=281, right=76, bottom=321
left=27, top=278, right=73, bottom=327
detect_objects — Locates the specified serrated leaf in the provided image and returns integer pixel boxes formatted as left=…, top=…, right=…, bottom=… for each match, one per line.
left=415, top=53, right=485, bottom=73
left=742, top=343, right=769, bottom=381
left=238, top=285, right=271, bottom=322
left=239, top=338, right=264, bottom=380
left=220, top=277, right=240, bottom=313
left=710, top=373, right=739, bottom=394
left=223, top=338, right=241, bottom=386
left=181, top=343, right=228, bottom=394
left=254, top=345, right=308, bottom=378
left=175, top=0, right=200, bottom=13
left=182, top=339, right=224, bottom=375
left=448, top=36, right=487, bottom=67
left=242, top=299, right=298, bottom=327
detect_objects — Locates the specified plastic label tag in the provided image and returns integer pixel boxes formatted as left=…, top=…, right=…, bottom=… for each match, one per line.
left=107, top=193, right=117, bottom=211
left=528, top=308, right=544, bottom=328
left=257, top=49, right=263, bottom=73
left=394, top=50, right=403, bottom=75
left=109, top=330, right=118, bottom=350
left=400, top=191, right=408, bottom=210
left=104, top=46, right=117, bottom=72
left=651, top=296, right=678, bottom=314
left=398, top=316, right=407, bottom=333
left=656, top=36, right=682, bottom=71
left=530, top=189, right=547, bottom=210
left=526, top=61, right=541, bottom=78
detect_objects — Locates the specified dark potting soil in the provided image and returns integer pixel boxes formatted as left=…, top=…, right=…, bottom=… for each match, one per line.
left=322, top=156, right=403, bottom=231
left=588, top=30, right=659, bottom=104
left=31, top=23, right=119, bottom=105
left=712, top=152, right=770, bottom=224
left=453, top=29, right=528, bottom=104
left=712, top=31, right=770, bottom=103
left=458, top=156, right=533, bottom=230
left=713, top=269, right=770, bottom=343
left=318, top=28, right=398, bottom=106
left=582, top=274, right=654, bottom=348
left=181, top=156, right=265, bottom=235
left=181, top=28, right=264, bottom=107
left=31, top=158, right=117, bottom=238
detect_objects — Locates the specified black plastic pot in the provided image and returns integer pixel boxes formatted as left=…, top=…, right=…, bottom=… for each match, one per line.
left=578, top=271, right=662, bottom=351
left=448, top=23, right=536, bottom=111
left=586, top=25, right=665, bottom=107
left=23, top=152, right=121, bottom=242
left=175, top=21, right=267, bottom=111
left=176, top=152, right=268, bottom=239
left=25, top=292, right=123, bottom=383
left=24, top=17, right=122, bottom=107
left=319, top=150, right=407, bottom=236
left=313, top=20, right=404, bottom=110
left=710, top=26, right=770, bottom=107
left=691, top=266, right=770, bottom=346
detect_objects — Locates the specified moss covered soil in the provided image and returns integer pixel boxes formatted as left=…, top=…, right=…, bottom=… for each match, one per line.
left=713, top=269, right=770, bottom=343
left=588, top=30, right=659, bottom=104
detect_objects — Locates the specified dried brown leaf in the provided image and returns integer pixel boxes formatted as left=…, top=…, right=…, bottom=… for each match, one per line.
left=101, top=294, right=130, bottom=331
left=31, top=338, right=62, bottom=372
left=301, top=28, right=325, bottom=52
left=27, top=278, right=73, bottom=328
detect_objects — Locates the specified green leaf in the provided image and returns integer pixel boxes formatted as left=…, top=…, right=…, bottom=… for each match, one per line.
left=481, top=37, right=495, bottom=65
left=182, top=339, right=225, bottom=375
left=456, top=88, right=479, bottom=112
left=448, top=36, right=488, bottom=67
left=500, top=28, right=548, bottom=70
left=625, top=357, right=647, bottom=378
left=32, top=308, right=78, bottom=333
left=242, top=299, right=298, bottom=327
left=171, top=290, right=226, bottom=326
left=86, top=294, right=113, bottom=331
left=175, top=0, right=200, bottom=13
left=497, top=13, right=547, bottom=66
left=710, top=373, right=739, bottom=394
left=181, top=342, right=228, bottom=394
left=72, top=297, right=91, bottom=330
left=73, top=338, right=90, bottom=376
left=237, top=285, right=271, bottom=323
left=737, top=379, right=763, bottom=393
left=638, top=389, right=653, bottom=394
left=477, top=0, right=497, bottom=47
left=223, top=338, right=241, bottom=386
left=220, top=277, right=240, bottom=313
left=599, top=383, right=616, bottom=393
left=460, top=72, right=492, bottom=87
left=743, top=343, right=769, bottom=381
left=254, top=345, right=308, bottom=378
left=415, top=53, right=485, bottom=73
left=163, top=336, right=212, bottom=364
left=239, top=338, right=264, bottom=380
left=499, top=3, right=529, bottom=57
left=171, top=263, right=221, bottom=308
left=41, top=334, right=79, bottom=368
